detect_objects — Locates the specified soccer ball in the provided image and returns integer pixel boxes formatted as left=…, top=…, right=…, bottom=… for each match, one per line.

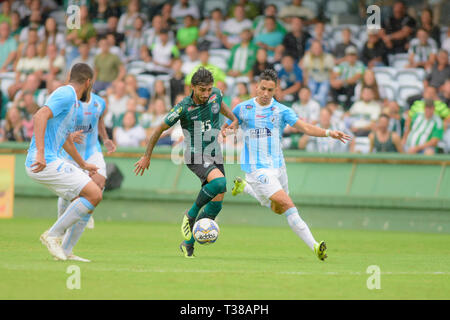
left=193, top=218, right=220, bottom=245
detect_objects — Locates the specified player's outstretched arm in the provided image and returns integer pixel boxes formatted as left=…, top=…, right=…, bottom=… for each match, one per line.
left=30, top=106, right=53, bottom=173
left=220, top=101, right=239, bottom=137
left=134, top=122, right=170, bottom=176
left=293, top=119, right=351, bottom=143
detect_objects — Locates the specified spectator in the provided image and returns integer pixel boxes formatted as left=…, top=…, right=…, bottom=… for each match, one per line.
left=117, top=0, right=142, bottom=35
left=144, top=14, right=173, bottom=48
left=141, top=28, right=180, bottom=75
left=160, top=2, right=177, bottom=31
left=18, top=9, right=43, bottom=44
left=385, top=100, right=404, bottom=137
left=298, top=108, right=347, bottom=152
left=439, top=79, right=450, bottom=107
left=198, top=8, right=226, bottom=50
left=90, top=0, right=119, bottom=26
left=369, top=114, right=403, bottom=153
left=171, top=0, right=200, bottom=25
left=124, top=16, right=146, bottom=62
left=403, top=99, right=444, bottom=155
left=181, top=45, right=200, bottom=76
left=249, top=48, right=274, bottom=82
left=12, top=90, right=39, bottom=140
left=227, top=29, right=258, bottom=78
left=292, top=86, right=320, bottom=125
left=39, top=17, right=66, bottom=55
left=176, top=15, right=199, bottom=51
left=124, top=74, right=151, bottom=111
left=221, top=4, right=252, bottom=49
left=407, top=28, right=437, bottom=70
left=354, top=69, right=384, bottom=102
left=228, top=0, right=260, bottom=20
left=0, top=22, right=17, bottom=72
left=69, top=41, right=94, bottom=70
left=346, top=87, right=382, bottom=137
left=185, top=49, right=226, bottom=88
left=0, top=1, right=11, bottom=25
left=300, top=39, right=334, bottom=107
left=361, top=28, right=389, bottom=68
left=169, top=58, right=185, bottom=105
left=12, top=44, right=42, bottom=87
left=424, top=49, right=450, bottom=90
left=8, top=72, right=42, bottom=104
left=231, top=82, right=251, bottom=108
left=277, top=17, right=310, bottom=62
left=442, top=27, right=450, bottom=54
left=276, top=54, right=303, bottom=104
left=417, top=7, right=441, bottom=48
left=98, top=16, right=125, bottom=46
left=150, top=79, right=171, bottom=109
left=105, top=80, right=130, bottom=130
left=278, top=0, right=316, bottom=25
left=10, top=11, right=22, bottom=41
left=252, top=4, right=286, bottom=38
left=140, top=97, right=172, bottom=145
left=4, top=107, right=26, bottom=142
left=253, top=16, right=285, bottom=60
left=93, top=37, right=126, bottom=93
left=15, top=27, right=40, bottom=66
left=39, top=43, right=65, bottom=83
left=305, top=21, right=331, bottom=53
left=330, top=46, right=365, bottom=110
left=379, top=1, right=416, bottom=54
left=333, top=28, right=357, bottom=65
left=113, top=110, right=146, bottom=148
left=408, top=86, right=450, bottom=123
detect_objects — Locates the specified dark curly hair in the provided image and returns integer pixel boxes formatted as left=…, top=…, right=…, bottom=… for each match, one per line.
left=191, top=67, right=214, bottom=86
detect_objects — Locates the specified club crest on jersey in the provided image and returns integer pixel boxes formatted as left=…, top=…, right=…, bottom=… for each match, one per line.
left=257, top=174, right=269, bottom=184
left=211, top=103, right=220, bottom=114
left=245, top=104, right=253, bottom=109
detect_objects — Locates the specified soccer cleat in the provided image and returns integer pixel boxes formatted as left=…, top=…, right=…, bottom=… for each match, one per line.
left=231, top=177, right=247, bottom=196
left=40, top=231, right=67, bottom=261
left=314, top=241, right=328, bottom=261
left=87, top=216, right=94, bottom=229
left=179, top=241, right=195, bottom=258
left=181, top=210, right=195, bottom=241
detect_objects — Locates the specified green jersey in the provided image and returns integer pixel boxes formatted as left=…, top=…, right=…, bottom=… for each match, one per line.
left=406, top=113, right=443, bottom=149
left=164, top=88, right=223, bottom=158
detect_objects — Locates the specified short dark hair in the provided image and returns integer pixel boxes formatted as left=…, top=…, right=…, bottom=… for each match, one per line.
left=191, top=67, right=214, bottom=86
left=379, top=113, right=390, bottom=121
left=259, top=68, right=278, bottom=84
left=69, top=63, right=94, bottom=84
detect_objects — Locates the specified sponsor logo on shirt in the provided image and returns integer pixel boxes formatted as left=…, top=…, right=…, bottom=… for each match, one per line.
left=250, top=128, right=272, bottom=138
left=208, top=94, right=217, bottom=103
left=211, top=103, right=220, bottom=114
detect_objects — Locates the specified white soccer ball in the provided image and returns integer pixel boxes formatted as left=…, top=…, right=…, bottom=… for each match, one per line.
left=193, top=218, right=220, bottom=245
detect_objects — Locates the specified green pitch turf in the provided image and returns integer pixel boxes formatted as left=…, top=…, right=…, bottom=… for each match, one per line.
left=1, top=217, right=449, bottom=299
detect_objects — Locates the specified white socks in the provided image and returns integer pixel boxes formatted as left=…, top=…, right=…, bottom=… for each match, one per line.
left=284, top=207, right=317, bottom=251
left=48, top=197, right=94, bottom=237
left=57, top=197, right=70, bottom=218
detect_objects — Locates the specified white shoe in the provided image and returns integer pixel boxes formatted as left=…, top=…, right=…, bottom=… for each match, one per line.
left=40, top=231, right=66, bottom=261
left=86, top=216, right=94, bottom=229
left=55, top=254, right=91, bottom=263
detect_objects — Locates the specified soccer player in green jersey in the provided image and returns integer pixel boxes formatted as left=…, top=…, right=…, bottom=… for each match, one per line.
left=134, top=68, right=239, bottom=258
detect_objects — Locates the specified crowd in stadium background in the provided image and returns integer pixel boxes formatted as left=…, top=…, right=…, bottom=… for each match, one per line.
left=0, top=0, right=449, bottom=154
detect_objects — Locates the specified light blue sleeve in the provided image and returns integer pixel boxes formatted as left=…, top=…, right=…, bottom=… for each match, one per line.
left=226, top=104, right=243, bottom=125
left=282, top=106, right=299, bottom=127
left=44, top=86, right=74, bottom=118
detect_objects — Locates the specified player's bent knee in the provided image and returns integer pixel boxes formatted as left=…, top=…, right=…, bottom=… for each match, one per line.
left=211, top=177, right=227, bottom=194
left=80, top=181, right=103, bottom=207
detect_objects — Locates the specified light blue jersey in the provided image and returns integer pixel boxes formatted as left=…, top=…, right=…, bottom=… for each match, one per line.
left=25, top=85, right=79, bottom=168
left=229, top=98, right=299, bottom=173
left=61, top=93, right=106, bottom=161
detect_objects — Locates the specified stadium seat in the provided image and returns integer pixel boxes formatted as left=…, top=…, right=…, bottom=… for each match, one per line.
left=379, top=83, right=398, bottom=102
left=201, top=0, right=228, bottom=16
left=397, top=84, right=423, bottom=109
left=441, top=26, right=448, bottom=44
left=391, top=53, right=409, bottom=69
left=209, top=49, right=231, bottom=61
left=353, top=136, right=371, bottom=154
left=395, top=68, right=426, bottom=83
left=302, top=0, right=321, bottom=16
left=208, top=55, right=227, bottom=72
left=373, top=67, right=397, bottom=84
left=136, top=74, right=156, bottom=94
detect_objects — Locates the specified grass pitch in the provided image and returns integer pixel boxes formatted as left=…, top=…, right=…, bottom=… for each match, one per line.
left=1, top=216, right=449, bottom=300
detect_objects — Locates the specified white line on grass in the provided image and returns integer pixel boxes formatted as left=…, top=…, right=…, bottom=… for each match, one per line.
left=1, top=263, right=450, bottom=276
